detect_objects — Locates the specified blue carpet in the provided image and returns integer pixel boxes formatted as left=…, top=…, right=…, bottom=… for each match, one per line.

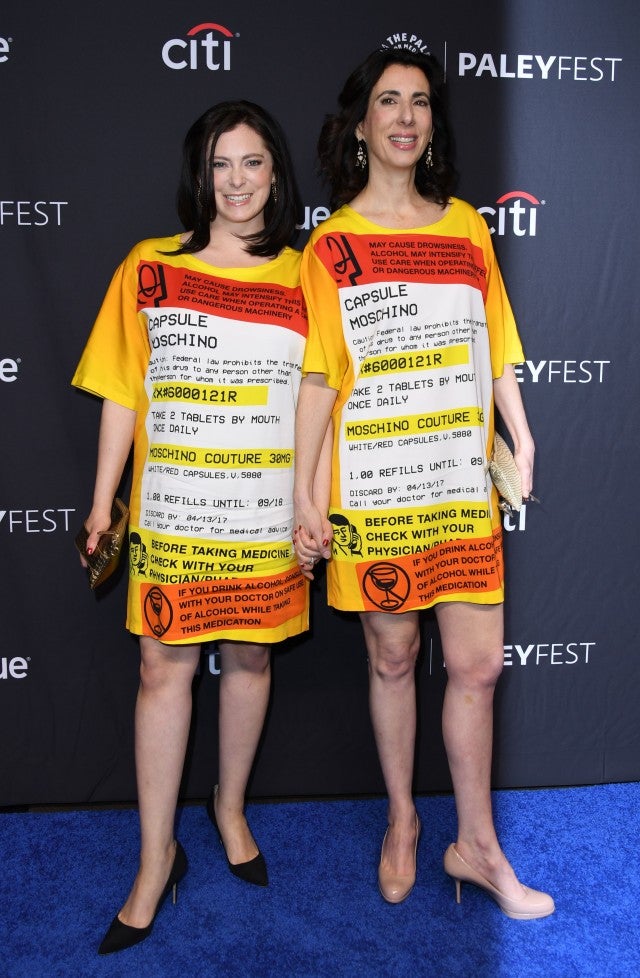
left=1, top=784, right=639, bottom=978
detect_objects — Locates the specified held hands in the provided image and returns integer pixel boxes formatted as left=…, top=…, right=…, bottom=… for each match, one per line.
left=293, top=499, right=333, bottom=581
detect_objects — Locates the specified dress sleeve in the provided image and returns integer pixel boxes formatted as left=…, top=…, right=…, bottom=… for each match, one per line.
left=71, top=248, right=150, bottom=410
left=300, top=240, right=350, bottom=392
left=479, top=218, right=525, bottom=377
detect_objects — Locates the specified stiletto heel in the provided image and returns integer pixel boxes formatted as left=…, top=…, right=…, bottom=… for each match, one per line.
left=378, top=814, right=421, bottom=904
left=443, top=843, right=554, bottom=919
left=206, top=785, right=268, bottom=887
left=98, top=840, right=188, bottom=954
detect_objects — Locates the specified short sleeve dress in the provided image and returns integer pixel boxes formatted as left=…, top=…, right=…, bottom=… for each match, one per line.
left=72, top=236, right=309, bottom=644
left=300, top=199, right=524, bottom=614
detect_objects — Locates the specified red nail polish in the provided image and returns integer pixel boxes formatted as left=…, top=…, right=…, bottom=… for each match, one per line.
left=86, top=547, right=94, bottom=555
left=322, top=539, right=329, bottom=546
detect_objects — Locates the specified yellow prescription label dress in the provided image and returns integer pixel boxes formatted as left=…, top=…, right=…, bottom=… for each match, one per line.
left=301, top=200, right=524, bottom=613
left=73, top=236, right=309, bottom=644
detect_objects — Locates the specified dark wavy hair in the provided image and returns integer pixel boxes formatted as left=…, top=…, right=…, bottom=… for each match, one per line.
left=172, top=100, right=301, bottom=258
left=318, top=48, right=457, bottom=211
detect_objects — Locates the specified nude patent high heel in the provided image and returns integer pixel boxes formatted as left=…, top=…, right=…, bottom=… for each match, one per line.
left=378, top=814, right=421, bottom=904
left=443, top=843, right=554, bottom=919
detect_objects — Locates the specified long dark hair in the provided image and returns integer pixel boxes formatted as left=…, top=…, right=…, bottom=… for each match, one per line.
left=172, top=100, right=301, bottom=258
left=318, top=48, right=457, bottom=211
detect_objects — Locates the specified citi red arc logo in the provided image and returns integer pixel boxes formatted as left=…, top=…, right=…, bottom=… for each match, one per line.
left=477, top=190, right=544, bottom=237
left=188, top=22, right=233, bottom=37
left=162, top=23, right=236, bottom=71
left=496, top=190, right=539, bottom=205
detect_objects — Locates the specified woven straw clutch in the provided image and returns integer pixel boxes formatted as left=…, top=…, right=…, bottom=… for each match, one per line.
left=488, top=433, right=522, bottom=513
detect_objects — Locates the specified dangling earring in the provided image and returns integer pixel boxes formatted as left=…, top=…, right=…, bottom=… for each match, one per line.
left=196, top=184, right=203, bottom=204
left=356, top=140, right=367, bottom=170
left=424, top=141, right=433, bottom=170
left=271, top=179, right=278, bottom=202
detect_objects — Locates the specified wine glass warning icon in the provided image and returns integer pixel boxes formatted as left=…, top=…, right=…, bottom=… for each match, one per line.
left=143, top=586, right=173, bottom=637
left=363, top=562, right=410, bottom=611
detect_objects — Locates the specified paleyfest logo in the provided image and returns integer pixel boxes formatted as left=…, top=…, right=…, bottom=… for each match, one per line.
left=458, top=51, right=621, bottom=82
left=162, top=22, right=237, bottom=71
left=0, top=508, right=76, bottom=533
left=477, top=190, right=544, bottom=237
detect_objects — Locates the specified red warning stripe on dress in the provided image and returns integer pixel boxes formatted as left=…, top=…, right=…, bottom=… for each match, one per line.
left=136, top=261, right=308, bottom=334
left=314, top=232, right=488, bottom=298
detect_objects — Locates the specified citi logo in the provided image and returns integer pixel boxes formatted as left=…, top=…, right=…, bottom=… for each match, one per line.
left=503, top=504, right=528, bottom=533
left=206, top=650, right=221, bottom=675
left=477, top=191, right=543, bottom=237
left=0, top=656, right=29, bottom=680
left=162, top=23, right=236, bottom=71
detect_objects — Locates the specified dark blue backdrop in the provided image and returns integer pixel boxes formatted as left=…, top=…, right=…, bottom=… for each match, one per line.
left=1, top=0, right=638, bottom=804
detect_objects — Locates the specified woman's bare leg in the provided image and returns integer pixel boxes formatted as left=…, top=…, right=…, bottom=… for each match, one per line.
left=214, top=641, right=271, bottom=863
left=436, top=601, right=524, bottom=898
left=360, top=611, right=421, bottom=877
left=118, top=636, right=200, bottom=927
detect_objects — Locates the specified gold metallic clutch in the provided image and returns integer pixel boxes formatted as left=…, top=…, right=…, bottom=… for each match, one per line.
left=75, top=497, right=129, bottom=589
left=488, top=433, right=523, bottom=513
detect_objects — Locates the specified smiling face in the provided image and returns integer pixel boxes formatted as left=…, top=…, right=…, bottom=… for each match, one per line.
left=356, top=64, right=433, bottom=175
left=209, top=123, right=274, bottom=232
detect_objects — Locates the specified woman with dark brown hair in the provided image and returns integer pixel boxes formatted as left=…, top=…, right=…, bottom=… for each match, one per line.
left=293, top=47, right=554, bottom=918
left=75, top=100, right=308, bottom=952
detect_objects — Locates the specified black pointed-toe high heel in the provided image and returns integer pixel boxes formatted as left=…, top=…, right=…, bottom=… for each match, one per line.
left=206, top=785, right=268, bottom=887
left=98, top=840, right=188, bottom=955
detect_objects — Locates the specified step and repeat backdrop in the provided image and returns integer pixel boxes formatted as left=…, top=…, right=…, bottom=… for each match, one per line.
left=1, top=1, right=638, bottom=805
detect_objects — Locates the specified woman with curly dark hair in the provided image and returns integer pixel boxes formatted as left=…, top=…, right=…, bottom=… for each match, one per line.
left=293, top=48, right=554, bottom=918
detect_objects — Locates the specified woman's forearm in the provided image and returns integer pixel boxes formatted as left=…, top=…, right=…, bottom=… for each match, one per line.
left=293, top=373, right=337, bottom=569
left=91, top=399, right=136, bottom=512
left=294, top=373, right=337, bottom=505
left=493, top=364, right=535, bottom=496
left=312, top=420, right=333, bottom=516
